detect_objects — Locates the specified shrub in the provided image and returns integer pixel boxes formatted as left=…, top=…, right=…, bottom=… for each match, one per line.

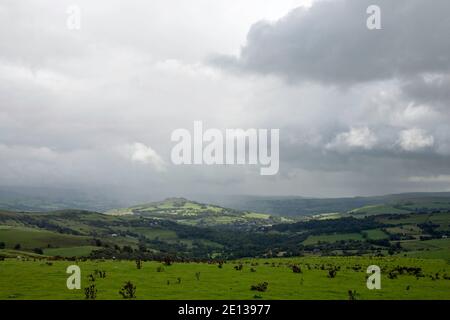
left=251, top=282, right=268, bottom=292
left=119, top=281, right=136, bottom=299
left=292, top=265, right=302, bottom=273
left=84, top=284, right=97, bottom=299
left=348, top=290, right=358, bottom=300
left=33, top=248, right=44, bottom=255
left=388, top=271, right=398, bottom=279
left=328, top=268, right=337, bottom=278
left=94, top=269, right=106, bottom=278
left=163, top=257, right=172, bottom=266
left=156, top=266, right=165, bottom=272
left=234, top=264, right=243, bottom=271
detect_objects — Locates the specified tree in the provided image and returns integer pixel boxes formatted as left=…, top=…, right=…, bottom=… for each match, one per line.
left=14, top=244, right=21, bottom=250
left=0, top=242, right=5, bottom=249
left=33, top=248, right=44, bottom=255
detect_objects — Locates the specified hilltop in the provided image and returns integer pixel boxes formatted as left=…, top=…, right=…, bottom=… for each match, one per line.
left=105, top=197, right=288, bottom=227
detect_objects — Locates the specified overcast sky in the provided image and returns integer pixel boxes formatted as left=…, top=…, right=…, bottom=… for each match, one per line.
left=1, top=0, right=450, bottom=200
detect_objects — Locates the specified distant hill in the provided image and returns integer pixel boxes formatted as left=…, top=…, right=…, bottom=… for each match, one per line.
left=105, top=197, right=288, bottom=227
left=194, top=193, right=450, bottom=217
left=0, top=186, right=124, bottom=212
left=1, top=198, right=449, bottom=261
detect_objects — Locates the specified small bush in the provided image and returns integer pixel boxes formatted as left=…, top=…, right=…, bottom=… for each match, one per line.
left=119, top=281, right=136, bottom=299
left=348, top=290, right=357, bottom=300
left=251, top=282, right=268, bottom=292
left=292, top=265, right=302, bottom=273
left=234, top=264, right=243, bottom=271
left=328, top=268, right=337, bottom=278
left=33, top=248, right=44, bottom=255
left=94, top=269, right=106, bottom=278
left=84, top=284, right=97, bottom=299
left=156, top=266, right=165, bottom=272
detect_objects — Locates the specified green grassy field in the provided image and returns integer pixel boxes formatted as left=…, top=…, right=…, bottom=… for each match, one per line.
left=397, top=238, right=450, bottom=260
left=0, top=226, right=91, bottom=250
left=1, top=256, right=449, bottom=300
left=42, top=246, right=99, bottom=257
left=363, top=229, right=389, bottom=240
left=302, top=233, right=364, bottom=245
left=350, top=205, right=410, bottom=216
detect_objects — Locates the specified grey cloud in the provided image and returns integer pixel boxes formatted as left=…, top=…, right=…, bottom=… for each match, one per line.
left=211, top=0, right=450, bottom=85
left=1, top=0, right=450, bottom=200
left=401, top=75, right=450, bottom=108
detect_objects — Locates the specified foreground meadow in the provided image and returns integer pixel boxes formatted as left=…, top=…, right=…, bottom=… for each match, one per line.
left=1, top=256, right=449, bottom=300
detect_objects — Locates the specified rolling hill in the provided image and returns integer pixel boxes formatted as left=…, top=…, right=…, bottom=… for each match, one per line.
left=0, top=195, right=449, bottom=262
left=105, top=197, right=289, bottom=227
left=196, top=192, right=450, bottom=217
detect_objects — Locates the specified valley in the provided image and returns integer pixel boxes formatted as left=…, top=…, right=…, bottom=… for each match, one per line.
left=0, top=193, right=449, bottom=300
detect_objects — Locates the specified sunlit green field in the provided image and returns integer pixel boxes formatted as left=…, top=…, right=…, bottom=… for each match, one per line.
left=1, top=256, right=449, bottom=300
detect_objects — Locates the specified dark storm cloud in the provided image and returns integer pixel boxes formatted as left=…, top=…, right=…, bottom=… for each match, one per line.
left=1, top=0, right=450, bottom=199
left=211, top=0, right=450, bottom=85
